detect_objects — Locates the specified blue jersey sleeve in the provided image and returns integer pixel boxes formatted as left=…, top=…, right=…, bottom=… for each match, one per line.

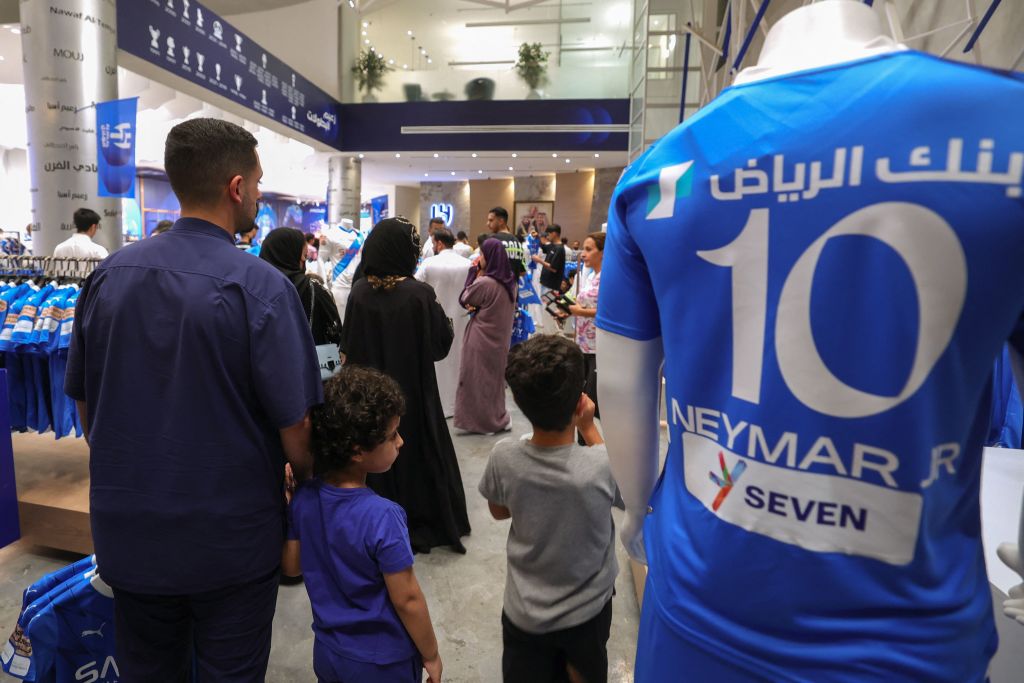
left=596, top=167, right=662, bottom=341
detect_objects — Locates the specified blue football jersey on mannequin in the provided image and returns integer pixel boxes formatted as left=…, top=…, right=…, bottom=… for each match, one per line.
left=598, top=51, right=1024, bottom=681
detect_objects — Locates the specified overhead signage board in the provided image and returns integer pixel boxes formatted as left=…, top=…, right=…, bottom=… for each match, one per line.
left=117, top=0, right=341, bottom=149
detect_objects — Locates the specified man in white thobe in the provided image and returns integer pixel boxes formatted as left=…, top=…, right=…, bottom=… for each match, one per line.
left=415, top=229, right=471, bottom=418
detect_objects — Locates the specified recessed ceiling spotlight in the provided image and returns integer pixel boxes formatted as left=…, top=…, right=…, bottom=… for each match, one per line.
left=478, top=170, right=483, bottom=174
left=347, top=0, right=354, bottom=8
left=565, top=158, right=571, bottom=163
left=508, top=166, right=514, bottom=171
left=450, top=171, right=456, bottom=176
left=0, top=56, right=4, bottom=61
left=364, top=39, right=370, bottom=44
left=407, top=30, right=413, bottom=36
left=552, top=153, right=558, bottom=158
left=395, top=153, right=401, bottom=158
left=362, top=21, right=369, bottom=28
left=471, top=153, right=478, bottom=158
left=362, top=30, right=367, bottom=36
left=424, top=173, right=428, bottom=177
left=402, top=64, right=408, bottom=70
left=511, top=153, right=518, bottom=158
left=594, top=153, right=600, bottom=158
left=427, top=58, right=432, bottom=64
left=388, top=59, right=395, bottom=65
left=433, top=153, right=439, bottom=158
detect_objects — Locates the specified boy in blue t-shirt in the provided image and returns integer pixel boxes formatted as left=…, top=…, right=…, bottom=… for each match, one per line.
left=283, top=366, right=442, bottom=683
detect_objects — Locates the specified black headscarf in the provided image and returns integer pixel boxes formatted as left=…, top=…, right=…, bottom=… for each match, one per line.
left=260, top=227, right=312, bottom=317
left=356, top=217, right=421, bottom=285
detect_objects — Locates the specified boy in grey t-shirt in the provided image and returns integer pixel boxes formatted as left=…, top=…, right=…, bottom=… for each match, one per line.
left=479, top=334, right=620, bottom=683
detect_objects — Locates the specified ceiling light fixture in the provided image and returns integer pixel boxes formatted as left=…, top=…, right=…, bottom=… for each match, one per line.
left=362, top=21, right=369, bottom=28
left=552, top=153, right=558, bottom=158
left=478, top=170, right=483, bottom=174
left=388, top=59, right=395, bottom=65
left=427, top=58, right=432, bottom=64
left=450, top=171, right=456, bottom=176
left=508, top=166, right=514, bottom=171
left=362, top=30, right=367, bottom=36
left=424, top=172, right=428, bottom=177
left=358, top=153, right=365, bottom=158
left=364, top=39, right=370, bottom=44
left=395, top=153, right=401, bottom=158
left=407, top=30, right=413, bottom=36
left=511, top=153, right=518, bottom=158
left=402, top=64, right=408, bottom=70
left=565, top=158, right=571, bottom=163
left=347, top=0, right=355, bottom=8
left=594, top=153, right=600, bottom=158
left=471, top=153, right=478, bottom=158
left=433, top=153, right=439, bottom=158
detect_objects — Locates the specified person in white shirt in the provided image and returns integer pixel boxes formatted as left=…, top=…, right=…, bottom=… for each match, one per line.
left=53, top=208, right=109, bottom=260
left=420, top=217, right=446, bottom=261
left=453, top=231, right=473, bottom=259
left=414, top=229, right=472, bottom=418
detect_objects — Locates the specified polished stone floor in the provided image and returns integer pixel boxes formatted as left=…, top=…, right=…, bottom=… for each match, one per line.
left=0, top=401, right=639, bottom=682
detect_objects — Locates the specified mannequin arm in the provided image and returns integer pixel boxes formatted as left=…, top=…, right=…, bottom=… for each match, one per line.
left=1001, top=346, right=1024, bottom=625
left=596, top=329, right=664, bottom=564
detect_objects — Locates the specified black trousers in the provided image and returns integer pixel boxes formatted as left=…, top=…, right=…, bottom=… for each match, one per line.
left=112, top=568, right=279, bottom=683
left=578, top=352, right=599, bottom=446
left=502, top=598, right=613, bottom=683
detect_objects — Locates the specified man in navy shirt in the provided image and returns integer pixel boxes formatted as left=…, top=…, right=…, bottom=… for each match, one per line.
left=65, top=118, right=323, bottom=681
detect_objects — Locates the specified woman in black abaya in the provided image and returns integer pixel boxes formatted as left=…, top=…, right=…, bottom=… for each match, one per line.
left=260, top=227, right=342, bottom=348
left=341, top=217, right=470, bottom=553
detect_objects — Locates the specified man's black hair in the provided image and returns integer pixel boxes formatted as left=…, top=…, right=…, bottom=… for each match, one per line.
left=433, top=229, right=456, bottom=250
left=73, top=208, right=101, bottom=233
left=505, top=335, right=585, bottom=432
left=311, top=365, right=406, bottom=477
left=489, top=206, right=509, bottom=223
left=545, top=224, right=562, bottom=236
left=429, top=217, right=446, bottom=226
left=475, top=232, right=490, bottom=248
left=164, top=118, right=259, bottom=207
left=456, top=231, right=468, bottom=240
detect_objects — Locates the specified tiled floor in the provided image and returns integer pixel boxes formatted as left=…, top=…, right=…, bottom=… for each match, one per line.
left=0, top=399, right=639, bottom=682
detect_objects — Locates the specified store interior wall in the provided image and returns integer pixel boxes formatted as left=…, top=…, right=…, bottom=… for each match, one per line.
left=588, top=167, right=624, bottom=234
left=419, top=181, right=470, bottom=236
left=394, top=185, right=419, bottom=227
left=553, top=170, right=595, bottom=243
left=469, top=178, right=515, bottom=236
left=0, top=147, right=30, bottom=235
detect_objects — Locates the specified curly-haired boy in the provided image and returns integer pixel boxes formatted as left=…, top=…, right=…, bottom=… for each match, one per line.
left=282, top=365, right=443, bottom=683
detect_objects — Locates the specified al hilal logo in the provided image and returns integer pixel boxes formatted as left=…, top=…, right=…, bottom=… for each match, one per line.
left=646, top=161, right=694, bottom=220
left=709, top=451, right=747, bottom=511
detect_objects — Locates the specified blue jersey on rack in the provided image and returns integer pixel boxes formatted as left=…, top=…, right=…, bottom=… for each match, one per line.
left=597, top=51, right=1024, bottom=682
left=51, top=288, right=81, bottom=438
left=2, top=563, right=94, bottom=681
left=20, top=572, right=116, bottom=683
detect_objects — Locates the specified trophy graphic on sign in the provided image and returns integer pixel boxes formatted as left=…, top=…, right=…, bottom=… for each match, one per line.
left=197, top=53, right=205, bottom=72
left=291, top=106, right=296, bottom=120
left=234, top=75, right=242, bottom=91
left=196, top=8, right=204, bottom=28
left=215, top=63, right=222, bottom=81
left=183, top=46, right=191, bottom=66
left=261, top=90, right=267, bottom=106
left=235, top=35, right=243, bottom=52
left=182, top=0, right=190, bottom=19
left=261, top=54, right=267, bottom=70
left=213, top=21, right=223, bottom=41
left=149, top=26, right=161, bottom=50
left=166, top=37, right=176, bottom=59
left=291, top=74, right=296, bottom=88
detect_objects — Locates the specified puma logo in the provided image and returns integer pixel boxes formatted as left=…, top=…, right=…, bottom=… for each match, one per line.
left=81, top=622, right=105, bottom=638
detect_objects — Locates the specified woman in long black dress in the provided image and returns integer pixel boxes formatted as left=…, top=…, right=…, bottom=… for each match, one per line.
left=340, top=217, right=470, bottom=553
left=260, top=227, right=342, bottom=349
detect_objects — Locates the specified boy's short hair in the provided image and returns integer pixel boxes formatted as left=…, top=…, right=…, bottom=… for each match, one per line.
left=545, top=224, right=562, bottom=236
left=311, top=365, right=406, bottom=476
left=73, top=208, right=101, bottom=233
left=505, top=335, right=585, bottom=432
left=456, top=231, right=468, bottom=240
left=489, top=206, right=509, bottom=223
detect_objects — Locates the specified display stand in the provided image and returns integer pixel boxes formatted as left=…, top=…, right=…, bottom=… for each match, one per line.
left=12, top=432, right=92, bottom=554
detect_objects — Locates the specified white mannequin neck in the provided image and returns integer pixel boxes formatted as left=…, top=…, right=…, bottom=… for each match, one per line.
left=733, top=0, right=903, bottom=86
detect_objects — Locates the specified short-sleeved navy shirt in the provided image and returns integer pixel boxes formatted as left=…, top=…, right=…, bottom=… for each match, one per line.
left=65, top=218, right=323, bottom=595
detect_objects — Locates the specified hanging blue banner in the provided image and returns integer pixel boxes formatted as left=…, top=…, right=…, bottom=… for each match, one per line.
left=0, top=369, right=20, bottom=550
left=96, top=97, right=139, bottom=198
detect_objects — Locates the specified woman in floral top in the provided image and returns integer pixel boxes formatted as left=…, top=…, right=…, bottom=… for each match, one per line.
left=567, top=232, right=604, bottom=443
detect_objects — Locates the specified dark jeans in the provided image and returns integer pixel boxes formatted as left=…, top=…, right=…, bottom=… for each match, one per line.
left=112, top=568, right=279, bottom=683
left=502, top=598, right=613, bottom=683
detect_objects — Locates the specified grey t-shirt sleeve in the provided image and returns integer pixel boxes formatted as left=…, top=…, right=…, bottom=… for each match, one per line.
left=478, top=448, right=505, bottom=506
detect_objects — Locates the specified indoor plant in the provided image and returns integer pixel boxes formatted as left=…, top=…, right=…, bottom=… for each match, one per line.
left=352, top=49, right=393, bottom=102
left=515, top=42, right=550, bottom=99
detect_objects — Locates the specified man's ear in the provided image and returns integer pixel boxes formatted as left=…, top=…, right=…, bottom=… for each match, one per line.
left=574, top=392, right=587, bottom=416
left=228, top=175, right=244, bottom=204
